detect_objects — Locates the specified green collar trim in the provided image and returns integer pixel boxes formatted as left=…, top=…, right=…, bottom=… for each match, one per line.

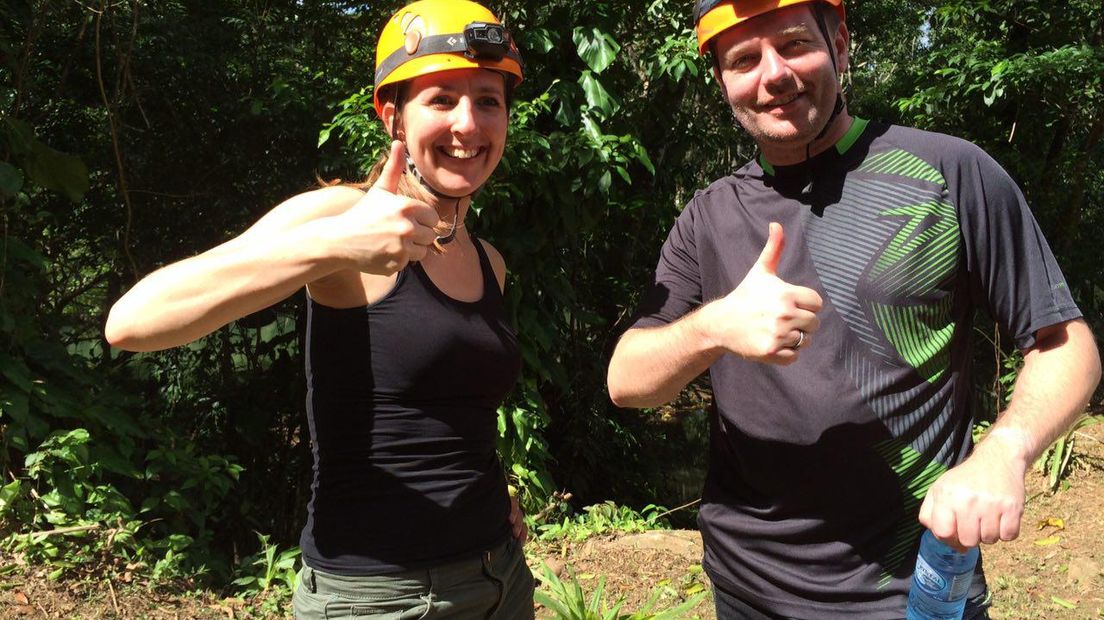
left=835, top=117, right=869, bottom=155
left=759, top=153, right=775, bottom=175
left=758, top=117, right=870, bottom=175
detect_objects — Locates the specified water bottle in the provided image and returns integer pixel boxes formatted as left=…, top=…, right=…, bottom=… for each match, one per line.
left=905, top=529, right=979, bottom=620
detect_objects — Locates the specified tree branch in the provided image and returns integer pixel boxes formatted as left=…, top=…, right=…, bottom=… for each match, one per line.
left=95, top=0, right=139, bottom=280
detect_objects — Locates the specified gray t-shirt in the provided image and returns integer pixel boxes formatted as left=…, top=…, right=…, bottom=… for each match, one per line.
left=631, top=120, right=1081, bottom=618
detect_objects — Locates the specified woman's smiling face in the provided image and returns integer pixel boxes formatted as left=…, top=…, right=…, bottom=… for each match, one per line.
left=385, top=68, right=509, bottom=197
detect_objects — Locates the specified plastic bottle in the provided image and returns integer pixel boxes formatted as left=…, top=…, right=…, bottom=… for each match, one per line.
left=905, top=529, right=979, bottom=620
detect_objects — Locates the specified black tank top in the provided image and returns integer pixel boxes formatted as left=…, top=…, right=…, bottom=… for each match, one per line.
left=300, top=240, right=521, bottom=574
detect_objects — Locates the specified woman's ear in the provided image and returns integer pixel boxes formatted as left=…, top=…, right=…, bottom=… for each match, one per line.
left=381, top=101, right=397, bottom=138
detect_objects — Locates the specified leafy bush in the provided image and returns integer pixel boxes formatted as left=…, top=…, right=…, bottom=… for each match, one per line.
left=1035, top=414, right=1104, bottom=492
left=535, top=562, right=706, bottom=620
left=537, top=501, right=671, bottom=542
left=232, top=531, right=301, bottom=611
left=0, top=116, right=246, bottom=582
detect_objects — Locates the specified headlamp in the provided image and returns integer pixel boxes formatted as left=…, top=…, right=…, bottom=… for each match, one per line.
left=464, top=22, right=510, bottom=60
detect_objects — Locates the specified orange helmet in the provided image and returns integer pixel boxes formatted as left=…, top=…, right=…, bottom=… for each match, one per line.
left=373, top=0, right=524, bottom=117
left=694, top=0, right=845, bottom=54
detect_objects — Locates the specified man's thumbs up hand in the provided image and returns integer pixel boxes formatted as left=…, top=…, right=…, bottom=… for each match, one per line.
left=755, top=221, right=786, bottom=276
left=695, top=223, right=824, bottom=364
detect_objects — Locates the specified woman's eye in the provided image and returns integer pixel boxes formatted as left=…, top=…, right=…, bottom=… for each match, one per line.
left=479, top=96, right=503, bottom=108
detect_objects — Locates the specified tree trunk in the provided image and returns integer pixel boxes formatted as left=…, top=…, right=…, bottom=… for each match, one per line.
left=1054, top=112, right=1104, bottom=257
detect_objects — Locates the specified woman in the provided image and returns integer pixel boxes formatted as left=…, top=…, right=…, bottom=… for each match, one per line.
left=105, top=1, right=535, bottom=617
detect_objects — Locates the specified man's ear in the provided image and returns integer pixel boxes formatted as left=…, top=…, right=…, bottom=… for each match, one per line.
left=834, top=21, right=850, bottom=75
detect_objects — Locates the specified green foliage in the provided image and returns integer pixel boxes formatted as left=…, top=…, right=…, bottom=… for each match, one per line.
left=0, top=231, right=247, bottom=578
left=997, top=348, right=1024, bottom=410
left=498, top=385, right=556, bottom=508
left=319, top=85, right=391, bottom=175
left=537, top=502, right=670, bottom=542
left=231, top=531, right=301, bottom=603
left=0, top=0, right=340, bottom=583
left=890, top=0, right=1104, bottom=333
left=1034, top=414, right=1104, bottom=493
left=0, top=116, right=88, bottom=203
left=971, top=420, right=991, bottom=445
left=535, top=562, right=706, bottom=620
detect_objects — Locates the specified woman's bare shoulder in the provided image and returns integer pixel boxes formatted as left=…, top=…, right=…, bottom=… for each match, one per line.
left=477, top=239, right=507, bottom=292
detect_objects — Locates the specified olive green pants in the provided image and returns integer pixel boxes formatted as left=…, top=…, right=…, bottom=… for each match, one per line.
left=292, top=537, right=534, bottom=619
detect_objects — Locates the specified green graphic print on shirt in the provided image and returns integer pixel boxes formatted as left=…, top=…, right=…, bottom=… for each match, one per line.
left=806, top=146, right=960, bottom=586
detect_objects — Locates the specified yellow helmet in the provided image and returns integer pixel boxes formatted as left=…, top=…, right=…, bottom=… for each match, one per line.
left=694, top=0, right=845, bottom=54
left=373, top=0, right=524, bottom=117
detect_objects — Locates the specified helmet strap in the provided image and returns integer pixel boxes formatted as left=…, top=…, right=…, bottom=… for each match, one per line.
left=801, top=3, right=847, bottom=198
left=435, top=199, right=462, bottom=245
left=399, top=150, right=466, bottom=245
left=403, top=150, right=482, bottom=201
left=811, top=4, right=844, bottom=142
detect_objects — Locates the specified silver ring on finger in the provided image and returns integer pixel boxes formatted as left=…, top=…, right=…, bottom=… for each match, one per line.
left=788, top=329, right=806, bottom=351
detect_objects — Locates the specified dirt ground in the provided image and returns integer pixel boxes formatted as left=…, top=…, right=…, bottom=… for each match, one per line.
left=2, top=423, right=1102, bottom=619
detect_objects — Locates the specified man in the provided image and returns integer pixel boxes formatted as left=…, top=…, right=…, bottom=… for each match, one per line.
left=606, top=1, right=1101, bottom=618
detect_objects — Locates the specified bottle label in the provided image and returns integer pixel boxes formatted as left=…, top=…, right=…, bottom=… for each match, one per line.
left=914, top=554, right=947, bottom=594
left=914, top=553, right=974, bottom=601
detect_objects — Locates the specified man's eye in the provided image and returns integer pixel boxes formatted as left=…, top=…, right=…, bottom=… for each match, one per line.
left=730, top=55, right=756, bottom=70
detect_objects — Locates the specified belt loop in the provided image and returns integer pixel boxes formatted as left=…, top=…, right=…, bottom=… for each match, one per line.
left=308, top=566, right=317, bottom=593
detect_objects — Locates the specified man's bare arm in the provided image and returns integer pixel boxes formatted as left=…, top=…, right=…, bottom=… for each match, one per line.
left=920, top=318, right=1101, bottom=548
